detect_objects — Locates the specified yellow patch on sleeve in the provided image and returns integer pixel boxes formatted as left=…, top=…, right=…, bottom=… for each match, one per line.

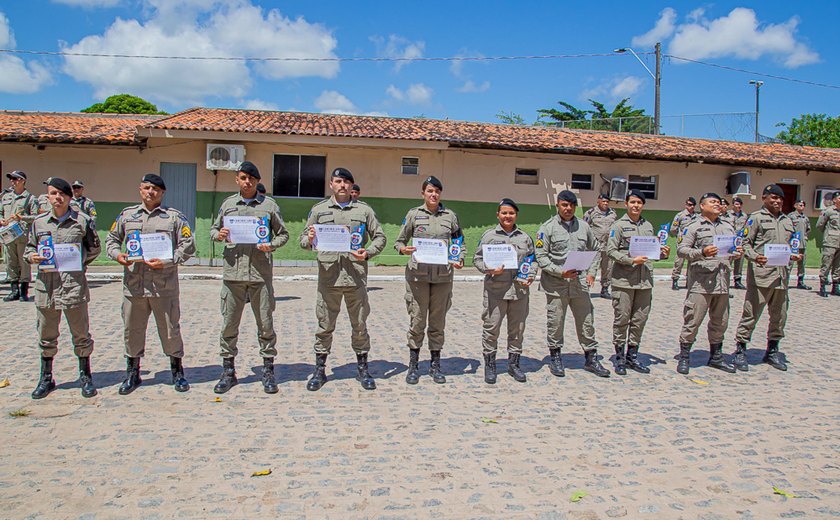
left=181, top=225, right=191, bottom=238
left=109, top=221, right=116, bottom=232
left=90, top=209, right=97, bottom=216
left=535, top=239, right=544, bottom=248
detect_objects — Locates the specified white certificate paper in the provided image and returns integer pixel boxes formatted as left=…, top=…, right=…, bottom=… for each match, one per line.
left=765, top=244, right=791, bottom=266
left=714, top=235, right=737, bottom=257
left=561, top=250, right=598, bottom=272
left=628, top=236, right=661, bottom=259
left=54, top=243, right=82, bottom=272
left=313, top=224, right=351, bottom=252
left=140, top=232, right=173, bottom=261
left=224, top=216, right=261, bottom=244
left=412, top=238, right=448, bottom=265
left=482, top=244, right=519, bottom=269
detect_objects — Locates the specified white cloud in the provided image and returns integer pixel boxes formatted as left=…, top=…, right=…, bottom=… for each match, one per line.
left=610, top=76, right=643, bottom=98
left=51, top=0, right=121, bottom=7
left=243, top=99, right=279, bottom=111
left=386, top=83, right=433, bottom=104
left=456, top=80, right=490, bottom=93
left=581, top=76, right=644, bottom=102
left=314, top=90, right=356, bottom=114
left=370, top=34, right=424, bottom=72
left=0, top=12, right=51, bottom=94
left=632, top=7, right=676, bottom=48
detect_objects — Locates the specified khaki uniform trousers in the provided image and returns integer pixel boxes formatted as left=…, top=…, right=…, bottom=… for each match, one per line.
left=314, top=284, right=371, bottom=355
left=733, top=256, right=745, bottom=282
left=735, top=285, right=789, bottom=343
left=36, top=303, right=93, bottom=358
left=671, top=256, right=685, bottom=281
left=405, top=280, right=452, bottom=351
left=481, top=293, right=529, bottom=354
left=545, top=293, right=598, bottom=352
left=4, top=239, right=30, bottom=283
left=598, top=242, right=613, bottom=289
left=219, top=281, right=277, bottom=358
left=820, top=247, right=840, bottom=283
left=611, top=287, right=652, bottom=346
left=678, top=292, right=729, bottom=345
left=122, top=296, right=185, bottom=358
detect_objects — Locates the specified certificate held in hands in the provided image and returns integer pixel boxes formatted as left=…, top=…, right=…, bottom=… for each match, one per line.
left=629, top=236, right=660, bottom=259
left=412, top=238, right=448, bottom=265
left=561, top=250, right=598, bottom=272
left=481, top=244, right=518, bottom=269
left=313, top=224, right=352, bottom=252
left=224, top=216, right=270, bottom=244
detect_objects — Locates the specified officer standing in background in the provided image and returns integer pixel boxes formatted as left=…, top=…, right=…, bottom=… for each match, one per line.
left=256, top=183, right=267, bottom=196
left=675, top=192, right=742, bottom=375
left=730, top=197, right=748, bottom=289
left=732, top=184, right=800, bottom=372
left=25, top=177, right=100, bottom=399
left=210, top=161, right=289, bottom=394
left=670, top=197, right=698, bottom=290
left=816, top=191, right=840, bottom=297
left=106, top=174, right=196, bottom=394
left=300, top=168, right=386, bottom=391
left=1, top=171, right=40, bottom=302
left=394, top=176, right=465, bottom=385
left=350, top=184, right=361, bottom=202
left=788, top=199, right=812, bottom=290
left=536, top=190, right=610, bottom=378
left=71, top=181, right=97, bottom=224
left=605, top=189, right=670, bottom=375
left=719, top=198, right=732, bottom=226
left=582, top=193, right=617, bottom=299
left=473, top=198, right=536, bottom=384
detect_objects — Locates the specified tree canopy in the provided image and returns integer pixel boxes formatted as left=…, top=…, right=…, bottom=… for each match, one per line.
left=81, top=94, right=168, bottom=115
left=537, top=99, right=653, bottom=134
left=775, top=114, right=840, bottom=148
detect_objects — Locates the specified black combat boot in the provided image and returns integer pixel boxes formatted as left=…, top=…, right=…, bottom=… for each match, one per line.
left=31, top=356, right=55, bottom=399
left=261, top=357, right=278, bottom=394
left=819, top=282, right=829, bottom=297
left=213, top=357, right=237, bottom=394
left=405, top=349, right=420, bottom=385
left=429, top=351, right=446, bottom=384
left=548, top=348, right=565, bottom=377
left=676, top=343, right=691, bottom=374
left=613, top=344, right=627, bottom=376
left=763, top=340, right=787, bottom=371
left=507, top=353, right=526, bottom=382
left=671, top=279, right=679, bottom=291
left=118, top=357, right=142, bottom=395
left=170, top=356, right=190, bottom=392
left=306, top=353, right=328, bottom=391
left=483, top=351, right=497, bottom=384
left=732, top=341, right=749, bottom=372
left=707, top=343, right=736, bottom=373
left=356, top=353, right=376, bottom=390
left=626, top=345, right=650, bottom=374
left=3, top=281, right=20, bottom=302
left=78, top=356, right=96, bottom=398
left=733, top=278, right=746, bottom=290
left=583, top=349, right=610, bottom=378
left=18, top=282, right=29, bottom=302
left=599, top=287, right=612, bottom=300
left=832, top=283, right=840, bottom=296
left=796, top=276, right=811, bottom=290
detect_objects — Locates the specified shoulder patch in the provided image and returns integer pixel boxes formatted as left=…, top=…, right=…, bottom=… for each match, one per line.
left=181, top=225, right=192, bottom=238
left=610, top=229, right=615, bottom=237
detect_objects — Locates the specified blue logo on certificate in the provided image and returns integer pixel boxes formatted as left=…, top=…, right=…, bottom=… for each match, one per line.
left=37, top=234, right=56, bottom=271
left=448, top=236, right=463, bottom=263
left=126, top=230, right=144, bottom=262
left=350, top=224, right=365, bottom=251
left=658, top=224, right=669, bottom=245
left=516, top=254, right=535, bottom=283
left=255, top=216, right=270, bottom=244
left=790, top=231, right=801, bottom=254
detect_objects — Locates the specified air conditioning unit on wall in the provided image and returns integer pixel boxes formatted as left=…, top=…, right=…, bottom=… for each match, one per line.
left=206, top=144, right=245, bottom=171
left=815, top=187, right=838, bottom=211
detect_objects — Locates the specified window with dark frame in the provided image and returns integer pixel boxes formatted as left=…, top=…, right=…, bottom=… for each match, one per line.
left=272, top=154, right=326, bottom=198
left=515, top=168, right=539, bottom=185
left=628, top=174, right=658, bottom=200
left=571, top=174, right=593, bottom=190
left=402, top=157, right=419, bottom=175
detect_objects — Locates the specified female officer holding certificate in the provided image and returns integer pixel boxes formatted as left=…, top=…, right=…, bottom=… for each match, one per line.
left=473, top=198, right=535, bottom=384
left=394, top=176, right=465, bottom=385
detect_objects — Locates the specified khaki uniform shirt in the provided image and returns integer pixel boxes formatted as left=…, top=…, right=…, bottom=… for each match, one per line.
left=535, top=215, right=599, bottom=297
left=816, top=207, right=840, bottom=249
left=106, top=204, right=197, bottom=297
left=720, top=211, right=734, bottom=227
left=677, top=216, right=735, bottom=294
left=394, top=204, right=465, bottom=283
left=25, top=209, right=100, bottom=309
left=71, top=196, right=97, bottom=224
left=582, top=207, right=617, bottom=244
left=786, top=210, right=810, bottom=242
left=605, top=214, right=656, bottom=289
left=1, top=189, right=40, bottom=237
left=210, top=194, right=289, bottom=282
left=730, top=210, right=748, bottom=234
left=669, top=209, right=697, bottom=237
left=473, top=224, right=536, bottom=300
left=37, top=194, right=50, bottom=214
left=299, top=197, right=387, bottom=287
left=743, top=207, right=796, bottom=289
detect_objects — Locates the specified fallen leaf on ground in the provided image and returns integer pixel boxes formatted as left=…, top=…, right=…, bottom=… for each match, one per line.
left=480, top=417, right=498, bottom=424
left=8, top=408, right=30, bottom=417
left=251, top=469, right=272, bottom=477
left=570, top=490, right=587, bottom=502
left=689, top=378, right=710, bottom=385
left=0, top=377, right=9, bottom=388
left=214, top=397, right=222, bottom=402
left=773, top=486, right=798, bottom=498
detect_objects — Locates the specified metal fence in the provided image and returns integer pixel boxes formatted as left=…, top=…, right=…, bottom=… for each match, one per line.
left=547, top=112, right=760, bottom=142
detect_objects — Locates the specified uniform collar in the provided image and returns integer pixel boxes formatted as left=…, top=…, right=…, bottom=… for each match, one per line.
left=48, top=208, right=79, bottom=223
left=555, top=214, right=577, bottom=227
left=699, top=215, right=719, bottom=225
left=418, top=202, right=446, bottom=215
left=329, top=196, right=356, bottom=208
left=236, top=193, right=264, bottom=205
left=494, top=223, right=519, bottom=235
left=759, top=206, right=786, bottom=220
left=620, top=213, right=645, bottom=225
left=13, top=189, right=30, bottom=199
left=139, top=204, right=165, bottom=215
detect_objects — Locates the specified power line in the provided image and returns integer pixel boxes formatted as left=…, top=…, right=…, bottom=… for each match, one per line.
left=664, top=54, right=840, bottom=90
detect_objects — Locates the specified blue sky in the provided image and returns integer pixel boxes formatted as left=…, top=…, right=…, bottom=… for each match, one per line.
left=1, top=1, right=838, bottom=141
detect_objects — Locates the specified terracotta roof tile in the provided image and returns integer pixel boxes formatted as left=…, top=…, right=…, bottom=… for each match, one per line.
left=0, top=111, right=163, bottom=146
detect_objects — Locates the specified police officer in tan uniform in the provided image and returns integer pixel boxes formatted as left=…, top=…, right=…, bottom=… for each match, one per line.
left=816, top=191, right=840, bottom=297
left=107, top=174, right=196, bottom=394
left=26, top=178, right=100, bottom=399
left=1, top=170, right=40, bottom=302
left=675, top=192, right=742, bottom=375
left=605, top=189, right=670, bottom=375
left=582, top=193, right=617, bottom=299
left=670, top=197, right=698, bottom=290
left=473, top=198, right=536, bottom=384
left=536, top=190, right=610, bottom=378
left=71, top=180, right=97, bottom=224
left=210, top=162, right=289, bottom=394
left=394, top=176, right=465, bottom=384
left=730, top=197, right=748, bottom=289
left=732, top=184, right=801, bottom=372
left=300, top=168, right=387, bottom=391
left=787, top=199, right=812, bottom=290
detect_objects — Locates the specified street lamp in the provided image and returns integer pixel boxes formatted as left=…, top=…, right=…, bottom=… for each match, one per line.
left=749, top=80, right=764, bottom=143
left=615, top=42, right=661, bottom=135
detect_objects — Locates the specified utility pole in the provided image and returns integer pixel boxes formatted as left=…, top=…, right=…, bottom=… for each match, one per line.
left=749, top=80, right=764, bottom=143
left=654, top=42, right=661, bottom=135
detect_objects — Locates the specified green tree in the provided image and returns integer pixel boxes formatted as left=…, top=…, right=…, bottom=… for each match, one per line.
left=81, top=94, right=168, bottom=115
left=496, top=110, right=526, bottom=125
left=536, top=99, right=653, bottom=134
left=775, top=114, right=840, bottom=148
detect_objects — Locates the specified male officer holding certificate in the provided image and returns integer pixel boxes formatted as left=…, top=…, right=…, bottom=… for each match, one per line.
left=106, top=174, right=196, bottom=394
left=300, top=167, right=386, bottom=391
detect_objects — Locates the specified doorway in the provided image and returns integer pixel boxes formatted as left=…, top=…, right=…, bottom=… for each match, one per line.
left=778, top=184, right=798, bottom=214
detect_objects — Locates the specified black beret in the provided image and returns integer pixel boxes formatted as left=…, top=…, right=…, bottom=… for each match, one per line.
left=351, top=184, right=361, bottom=191
left=498, top=198, right=519, bottom=212
left=6, top=170, right=26, bottom=180
left=141, top=173, right=166, bottom=190
left=833, top=191, right=840, bottom=200
left=795, top=199, right=805, bottom=205
left=331, top=167, right=354, bottom=183
left=597, top=193, right=610, bottom=200
left=557, top=190, right=578, bottom=204
left=762, top=184, right=784, bottom=198
left=46, top=177, right=72, bottom=197
left=72, top=180, right=84, bottom=187
left=239, top=161, right=261, bottom=180
left=256, top=183, right=266, bottom=194
left=721, top=198, right=730, bottom=205
left=733, top=197, right=743, bottom=204
left=422, top=175, right=443, bottom=191
left=625, top=189, right=646, bottom=203
left=699, top=192, right=722, bottom=203
left=686, top=197, right=697, bottom=205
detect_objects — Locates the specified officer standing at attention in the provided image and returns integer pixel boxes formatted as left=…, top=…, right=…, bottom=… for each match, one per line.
left=732, top=184, right=801, bottom=372
left=675, top=192, right=742, bottom=375
left=25, top=178, right=100, bottom=399
left=300, top=168, right=386, bottom=391
left=70, top=181, right=97, bottom=224
left=816, top=191, right=840, bottom=297
left=582, top=193, right=617, bottom=299
left=473, top=198, right=536, bottom=384
left=670, top=197, right=698, bottom=290
left=350, top=184, right=361, bottom=202
left=394, top=176, right=465, bottom=385
left=719, top=198, right=732, bottom=226
left=210, top=161, right=289, bottom=394
left=730, top=197, right=748, bottom=289
left=1, top=171, right=40, bottom=302
left=787, top=199, right=812, bottom=290
left=106, top=174, right=196, bottom=394
left=605, top=189, right=670, bottom=375
left=536, top=190, right=610, bottom=378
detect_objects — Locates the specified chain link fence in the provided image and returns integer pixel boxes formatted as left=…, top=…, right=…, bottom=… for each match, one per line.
left=547, top=112, right=761, bottom=142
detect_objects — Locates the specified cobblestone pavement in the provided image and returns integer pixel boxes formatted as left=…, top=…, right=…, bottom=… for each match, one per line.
left=0, top=272, right=838, bottom=519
